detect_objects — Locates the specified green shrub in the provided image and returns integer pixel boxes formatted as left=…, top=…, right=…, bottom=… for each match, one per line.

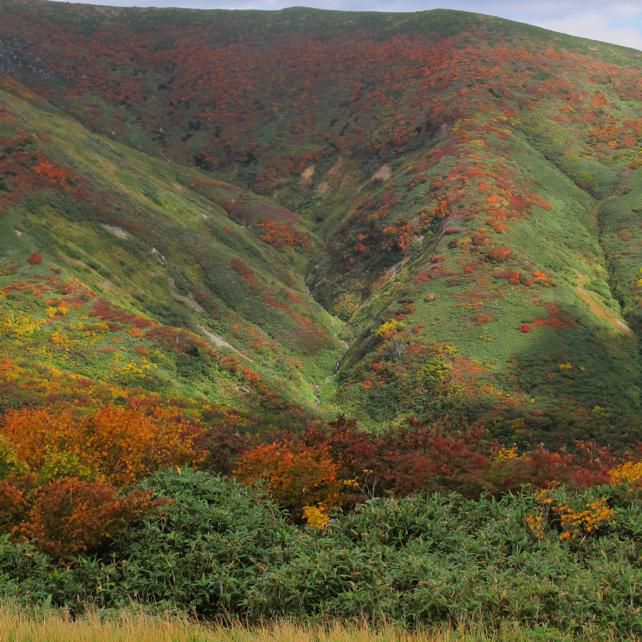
left=0, top=472, right=639, bottom=637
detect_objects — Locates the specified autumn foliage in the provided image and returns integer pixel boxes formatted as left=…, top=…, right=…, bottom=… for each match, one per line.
left=0, top=10, right=640, bottom=620
left=1, top=0, right=640, bottom=440
left=0, top=402, right=203, bottom=557
left=255, top=219, right=311, bottom=249
left=0, top=404, right=204, bottom=486
left=526, top=485, right=615, bottom=544
left=230, top=416, right=639, bottom=525
left=12, top=478, right=159, bottom=559
left=234, top=441, right=343, bottom=518
left=0, top=397, right=639, bottom=544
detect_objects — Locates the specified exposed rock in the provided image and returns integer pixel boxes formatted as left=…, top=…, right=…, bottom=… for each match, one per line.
left=100, top=224, right=129, bottom=240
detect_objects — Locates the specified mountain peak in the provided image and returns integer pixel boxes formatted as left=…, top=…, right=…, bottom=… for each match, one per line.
left=0, top=0, right=640, bottom=443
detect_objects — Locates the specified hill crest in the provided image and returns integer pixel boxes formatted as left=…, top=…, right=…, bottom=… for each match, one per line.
left=0, top=1, right=640, bottom=443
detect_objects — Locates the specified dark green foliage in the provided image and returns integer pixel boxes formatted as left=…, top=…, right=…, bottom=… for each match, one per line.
left=1, top=471, right=640, bottom=636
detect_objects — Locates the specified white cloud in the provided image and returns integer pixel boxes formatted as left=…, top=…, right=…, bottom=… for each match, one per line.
left=534, top=10, right=642, bottom=49
left=611, top=3, right=642, bottom=17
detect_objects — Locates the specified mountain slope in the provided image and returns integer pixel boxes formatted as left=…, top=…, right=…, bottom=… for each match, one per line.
left=0, top=74, right=344, bottom=428
left=0, top=1, right=640, bottom=443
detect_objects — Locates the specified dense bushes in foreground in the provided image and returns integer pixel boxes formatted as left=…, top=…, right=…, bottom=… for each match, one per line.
left=0, top=471, right=640, bottom=637
left=0, top=404, right=640, bottom=636
left=1, top=406, right=641, bottom=552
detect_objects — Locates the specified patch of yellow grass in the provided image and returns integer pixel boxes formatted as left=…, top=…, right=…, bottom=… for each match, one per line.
left=0, top=606, right=618, bottom=642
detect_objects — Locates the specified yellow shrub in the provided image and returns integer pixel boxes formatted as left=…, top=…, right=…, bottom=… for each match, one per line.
left=303, top=504, right=330, bottom=529
left=375, top=319, right=403, bottom=336
left=609, top=461, right=642, bottom=486
left=496, top=446, right=518, bottom=462
left=529, top=487, right=614, bottom=543
left=525, top=512, right=545, bottom=540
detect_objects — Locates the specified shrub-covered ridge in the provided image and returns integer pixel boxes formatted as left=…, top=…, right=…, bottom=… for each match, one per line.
left=0, top=2, right=640, bottom=439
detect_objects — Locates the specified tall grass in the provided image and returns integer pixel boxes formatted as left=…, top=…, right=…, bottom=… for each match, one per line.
left=0, top=607, right=623, bottom=642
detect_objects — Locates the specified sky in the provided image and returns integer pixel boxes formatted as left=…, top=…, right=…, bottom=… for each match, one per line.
left=50, top=0, right=642, bottom=49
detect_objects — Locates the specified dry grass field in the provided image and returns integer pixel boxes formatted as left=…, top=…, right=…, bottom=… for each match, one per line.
left=0, top=607, right=626, bottom=642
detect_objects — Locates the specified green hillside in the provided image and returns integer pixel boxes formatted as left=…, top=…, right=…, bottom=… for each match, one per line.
left=0, top=5, right=641, bottom=636
left=0, top=1, right=640, bottom=443
left=0, top=75, right=344, bottom=429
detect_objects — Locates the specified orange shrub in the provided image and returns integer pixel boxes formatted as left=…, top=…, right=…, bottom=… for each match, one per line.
left=556, top=498, right=614, bottom=542
left=487, top=246, right=512, bottom=262
left=85, top=405, right=204, bottom=484
left=0, top=404, right=205, bottom=485
left=234, top=441, right=343, bottom=517
left=14, top=478, right=158, bottom=558
left=527, top=487, right=615, bottom=544
left=255, top=219, right=310, bottom=248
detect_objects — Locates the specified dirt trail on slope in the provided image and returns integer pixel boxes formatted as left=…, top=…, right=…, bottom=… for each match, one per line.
left=575, top=273, right=635, bottom=337
left=195, top=323, right=255, bottom=362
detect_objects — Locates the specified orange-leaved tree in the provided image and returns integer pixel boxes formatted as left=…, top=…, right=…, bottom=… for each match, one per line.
left=234, top=441, right=344, bottom=523
left=0, top=404, right=205, bottom=485
left=13, top=477, right=160, bottom=559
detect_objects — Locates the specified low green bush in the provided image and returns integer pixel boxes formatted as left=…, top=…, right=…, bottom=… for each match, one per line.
left=1, top=471, right=640, bottom=637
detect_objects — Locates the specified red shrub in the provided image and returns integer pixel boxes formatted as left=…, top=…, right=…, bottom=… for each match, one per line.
left=13, top=478, right=159, bottom=559
left=378, top=424, right=490, bottom=497
left=0, top=480, right=28, bottom=531
left=487, top=247, right=513, bottom=262
left=231, top=257, right=258, bottom=291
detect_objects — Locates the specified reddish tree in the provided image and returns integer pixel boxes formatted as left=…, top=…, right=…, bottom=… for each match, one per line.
left=14, top=478, right=159, bottom=559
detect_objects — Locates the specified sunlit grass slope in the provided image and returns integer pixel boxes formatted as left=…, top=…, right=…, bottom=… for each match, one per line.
left=0, top=76, right=344, bottom=426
